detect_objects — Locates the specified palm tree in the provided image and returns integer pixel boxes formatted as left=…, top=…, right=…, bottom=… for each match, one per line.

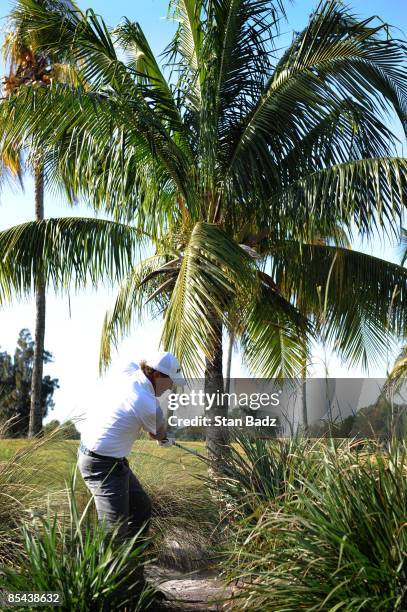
left=2, top=35, right=51, bottom=436
left=2, top=3, right=77, bottom=437
left=0, top=0, right=406, bottom=460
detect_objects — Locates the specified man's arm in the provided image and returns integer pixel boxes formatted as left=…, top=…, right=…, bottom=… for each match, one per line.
left=143, top=403, right=167, bottom=440
left=148, top=421, right=167, bottom=441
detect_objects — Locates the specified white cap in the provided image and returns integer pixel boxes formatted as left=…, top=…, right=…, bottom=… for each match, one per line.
left=145, top=351, right=186, bottom=386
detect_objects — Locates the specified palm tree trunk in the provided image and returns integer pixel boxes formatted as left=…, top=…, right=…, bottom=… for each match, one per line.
left=28, top=163, right=46, bottom=437
left=301, top=336, right=308, bottom=434
left=301, top=369, right=308, bottom=432
left=205, top=318, right=228, bottom=467
left=224, top=331, right=234, bottom=395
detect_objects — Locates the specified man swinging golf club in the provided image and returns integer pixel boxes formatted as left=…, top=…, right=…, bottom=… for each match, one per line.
left=77, top=351, right=185, bottom=547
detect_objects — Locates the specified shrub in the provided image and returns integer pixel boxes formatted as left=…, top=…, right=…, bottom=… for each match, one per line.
left=0, top=470, right=155, bottom=612
left=224, top=438, right=407, bottom=611
left=43, top=419, right=81, bottom=439
left=211, top=431, right=326, bottom=517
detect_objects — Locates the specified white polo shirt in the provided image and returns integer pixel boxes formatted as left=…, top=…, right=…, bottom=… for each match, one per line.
left=80, top=363, right=165, bottom=458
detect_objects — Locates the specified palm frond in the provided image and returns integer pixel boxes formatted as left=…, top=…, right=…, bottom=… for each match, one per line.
left=8, top=0, right=198, bottom=217
left=0, top=83, right=196, bottom=228
left=0, top=144, right=24, bottom=190
left=223, top=0, right=406, bottom=209
left=271, top=157, right=407, bottom=239
left=214, top=0, right=286, bottom=140
left=278, top=99, right=400, bottom=181
left=274, top=1, right=406, bottom=129
left=11, top=0, right=125, bottom=91
left=161, top=222, right=258, bottom=376
left=385, top=346, right=407, bottom=393
left=164, top=0, right=203, bottom=110
left=99, top=253, right=179, bottom=370
left=115, top=19, right=192, bottom=154
left=241, top=276, right=313, bottom=378
left=0, top=217, right=142, bottom=304
left=196, top=0, right=286, bottom=216
left=270, top=242, right=407, bottom=370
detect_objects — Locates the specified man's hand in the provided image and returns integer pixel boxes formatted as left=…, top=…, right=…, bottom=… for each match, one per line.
left=148, top=422, right=167, bottom=441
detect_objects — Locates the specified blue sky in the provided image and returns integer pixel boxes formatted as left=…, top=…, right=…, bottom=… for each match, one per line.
left=0, top=0, right=406, bottom=424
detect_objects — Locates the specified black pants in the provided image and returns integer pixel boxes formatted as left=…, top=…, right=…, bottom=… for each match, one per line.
left=77, top=450, right=152, bottom=543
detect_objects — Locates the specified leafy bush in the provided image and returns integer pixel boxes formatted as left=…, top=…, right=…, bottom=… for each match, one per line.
left=223, top=438, right=407, bottom=611
left=0, top=470, right=155, bottom=612
left=212, top=431, right=325, bottom=517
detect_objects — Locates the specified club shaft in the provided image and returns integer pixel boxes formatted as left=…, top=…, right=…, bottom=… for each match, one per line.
left=173, top=441, right=208, bottom=461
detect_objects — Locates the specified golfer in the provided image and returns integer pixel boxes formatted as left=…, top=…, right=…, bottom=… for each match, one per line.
left=77, top=351, right=185, bottom=544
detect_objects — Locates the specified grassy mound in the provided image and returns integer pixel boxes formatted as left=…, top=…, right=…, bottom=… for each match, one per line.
left=217, top=435, right=407, bottom=611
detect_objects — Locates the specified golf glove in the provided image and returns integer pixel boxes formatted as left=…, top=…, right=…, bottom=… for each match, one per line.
left=158, top=437, right=175, bottom=447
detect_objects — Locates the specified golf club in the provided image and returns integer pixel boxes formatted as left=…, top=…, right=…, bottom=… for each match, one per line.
left=159, top=437, right=208, bottom=461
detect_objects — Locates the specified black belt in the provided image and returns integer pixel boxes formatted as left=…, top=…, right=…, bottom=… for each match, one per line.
left=79, top=441, right=127, bottom=462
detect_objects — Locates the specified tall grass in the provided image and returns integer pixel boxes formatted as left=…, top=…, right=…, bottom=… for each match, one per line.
left=0, top=430, right=219, bottom=606
left=212, top=432, right=327, bottom=519
left=0, top=469, right=155, bottom=612
left=220, top=435, right=407, bottom=611
left=0, top=420, right=75, bottom=564
left=130, top=443, right=220, bottom=571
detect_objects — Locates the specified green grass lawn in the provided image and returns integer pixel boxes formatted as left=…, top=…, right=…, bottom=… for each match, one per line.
left=0, top=435, right=214, bottom=570
left=0, top=436, right=216, bottom=608
left=0, top=437, right=206, bottom=489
